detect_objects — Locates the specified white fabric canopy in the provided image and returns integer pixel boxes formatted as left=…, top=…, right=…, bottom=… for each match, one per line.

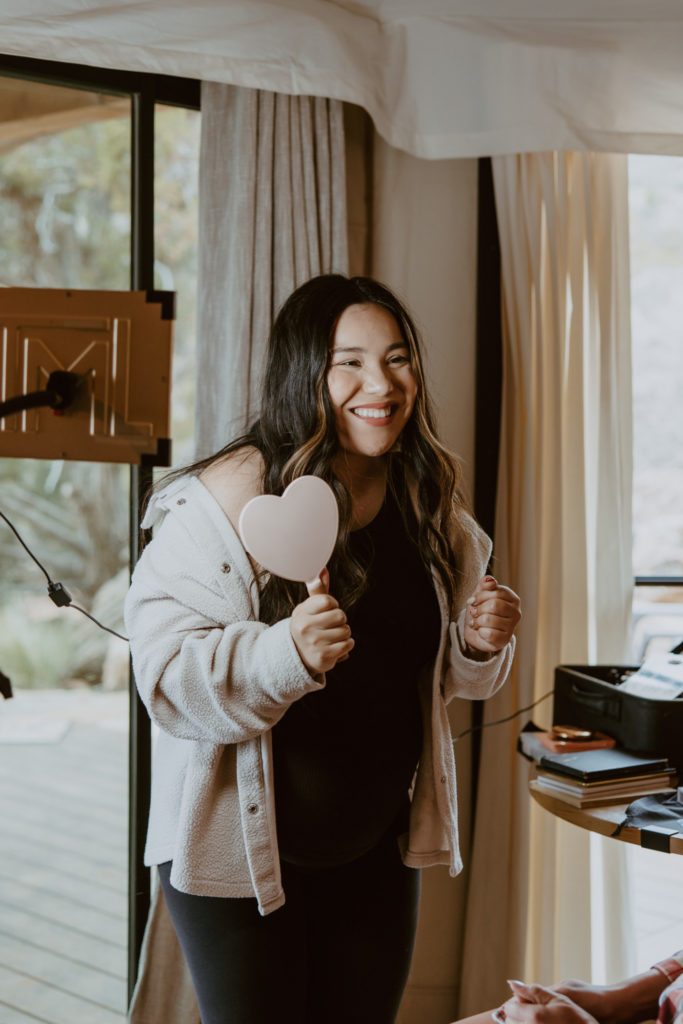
left=5, top=1, right=683, bottom=158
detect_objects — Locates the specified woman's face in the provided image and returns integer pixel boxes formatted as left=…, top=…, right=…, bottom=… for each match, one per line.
left=326, top=303, right=418, bottom=464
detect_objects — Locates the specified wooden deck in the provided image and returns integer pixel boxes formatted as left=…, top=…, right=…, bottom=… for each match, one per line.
left=0, top=688, right=128, bottom=1024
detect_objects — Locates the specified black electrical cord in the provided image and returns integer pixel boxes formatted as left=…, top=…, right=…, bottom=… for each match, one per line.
left=452, top=688, right=554, bottom=744
left=0, top=508, right=52, bottom=584
left=0, top=370, right=83, bottom=420
left=0, top=508, right=128, bottom=643
left=66, top=602, right=129, bottom=642
left=0, top=390, right=57, bottom=417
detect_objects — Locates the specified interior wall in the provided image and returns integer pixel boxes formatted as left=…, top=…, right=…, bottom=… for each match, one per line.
left=344, top=105, right=478, bottom=492
left=371, top=133, right=479, bottom=500
left=345, top=104, right=480, bottom=1023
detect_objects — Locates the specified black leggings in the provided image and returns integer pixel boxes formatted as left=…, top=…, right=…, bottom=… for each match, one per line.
left=157, top=830, right=421, bottom=1024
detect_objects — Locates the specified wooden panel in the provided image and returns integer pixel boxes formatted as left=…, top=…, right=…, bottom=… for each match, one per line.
left=0, top=76, right=129, bottom=147
left=0, top=288, right=173, bottom=464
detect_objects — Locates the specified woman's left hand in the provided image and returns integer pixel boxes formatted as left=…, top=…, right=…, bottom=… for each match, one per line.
left=463, top=575, right=521, bottom=653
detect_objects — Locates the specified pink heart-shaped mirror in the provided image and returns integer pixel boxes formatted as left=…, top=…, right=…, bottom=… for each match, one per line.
left=238, top=476, right=338, bottom=591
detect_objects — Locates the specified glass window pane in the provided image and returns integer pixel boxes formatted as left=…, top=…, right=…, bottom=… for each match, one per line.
left=0, top=79, right=131, bottom=289
left=631, top=584, right=683, bottom=661
left=624, top=154, right=683, bottom=993
left=629, top=154, right=683, bottom=580
left=0, top=75, right=131, bottom=1023
left=0, top=83, right=200, bottom=1021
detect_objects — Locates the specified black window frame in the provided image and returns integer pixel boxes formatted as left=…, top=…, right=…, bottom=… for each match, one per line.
left=0, top=52, right=200, bottom=1003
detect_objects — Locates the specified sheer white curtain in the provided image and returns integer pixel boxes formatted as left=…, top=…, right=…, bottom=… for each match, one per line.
left=129, top=82, right=348, bottom=1024
left=458, top=151, right=635, bottom=1015
left=195, top=81, right=348, bottom=458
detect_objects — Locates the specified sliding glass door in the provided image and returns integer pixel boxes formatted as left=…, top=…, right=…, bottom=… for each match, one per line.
left=0, top=57, right=199, bottom=1020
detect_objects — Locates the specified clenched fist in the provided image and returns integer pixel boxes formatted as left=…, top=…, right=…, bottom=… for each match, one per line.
left=464, top=575, right=521, bottom=654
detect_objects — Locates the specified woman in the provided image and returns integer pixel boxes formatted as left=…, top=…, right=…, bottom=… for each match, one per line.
left=125, top=274, right=520, bottom=1024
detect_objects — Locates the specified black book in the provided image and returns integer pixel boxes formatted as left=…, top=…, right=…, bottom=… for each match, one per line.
left=538, top=747, right=670, bottom=783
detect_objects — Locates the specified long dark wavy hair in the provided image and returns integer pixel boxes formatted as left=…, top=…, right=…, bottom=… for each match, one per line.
left=162, top=274, right=469, bottom=623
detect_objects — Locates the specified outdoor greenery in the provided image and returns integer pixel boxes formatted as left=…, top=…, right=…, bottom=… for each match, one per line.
left=0, top=93, right=199, bottom=689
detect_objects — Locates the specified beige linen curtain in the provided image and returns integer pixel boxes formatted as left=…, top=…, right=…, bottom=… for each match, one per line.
left=458, top=151, right=635, bottom=1015
left=129, top=82, right=348, bottom=1024
left=194, top=81, right=348, bottom=458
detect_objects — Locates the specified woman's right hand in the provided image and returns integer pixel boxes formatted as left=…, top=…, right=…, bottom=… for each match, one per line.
left=502, top=981, right=598, bottom=1024
left=290, top=569, right=354, bottom=675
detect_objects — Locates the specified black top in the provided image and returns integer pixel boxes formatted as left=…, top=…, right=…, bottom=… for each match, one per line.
left=272, top=489, right=442, bottom=866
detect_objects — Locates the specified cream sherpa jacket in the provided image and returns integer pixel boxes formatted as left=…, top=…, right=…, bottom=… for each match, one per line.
left=124, top=474, right=515, bottom=915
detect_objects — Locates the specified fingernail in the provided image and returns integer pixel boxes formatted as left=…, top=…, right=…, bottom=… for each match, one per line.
left=485, top=576, right=496, bottom=583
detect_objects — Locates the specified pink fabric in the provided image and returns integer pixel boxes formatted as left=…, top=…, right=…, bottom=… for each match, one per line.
left=655, top=952, right=683, bottom=1024
left=653, top=954, right=683, bottom=987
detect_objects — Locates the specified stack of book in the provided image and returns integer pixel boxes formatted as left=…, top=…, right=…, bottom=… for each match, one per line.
left=533, top=748, right=678, bottom=808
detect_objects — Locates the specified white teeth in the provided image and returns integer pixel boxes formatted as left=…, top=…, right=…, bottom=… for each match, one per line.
left=352, top=407, right=391, bottom=419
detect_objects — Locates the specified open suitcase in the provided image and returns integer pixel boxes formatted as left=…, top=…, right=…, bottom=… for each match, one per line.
left=553, top=662, right=683, bottom=773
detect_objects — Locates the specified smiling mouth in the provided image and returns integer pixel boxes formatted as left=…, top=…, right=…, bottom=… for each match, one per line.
left=351, top=405, right=395, bottom=420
